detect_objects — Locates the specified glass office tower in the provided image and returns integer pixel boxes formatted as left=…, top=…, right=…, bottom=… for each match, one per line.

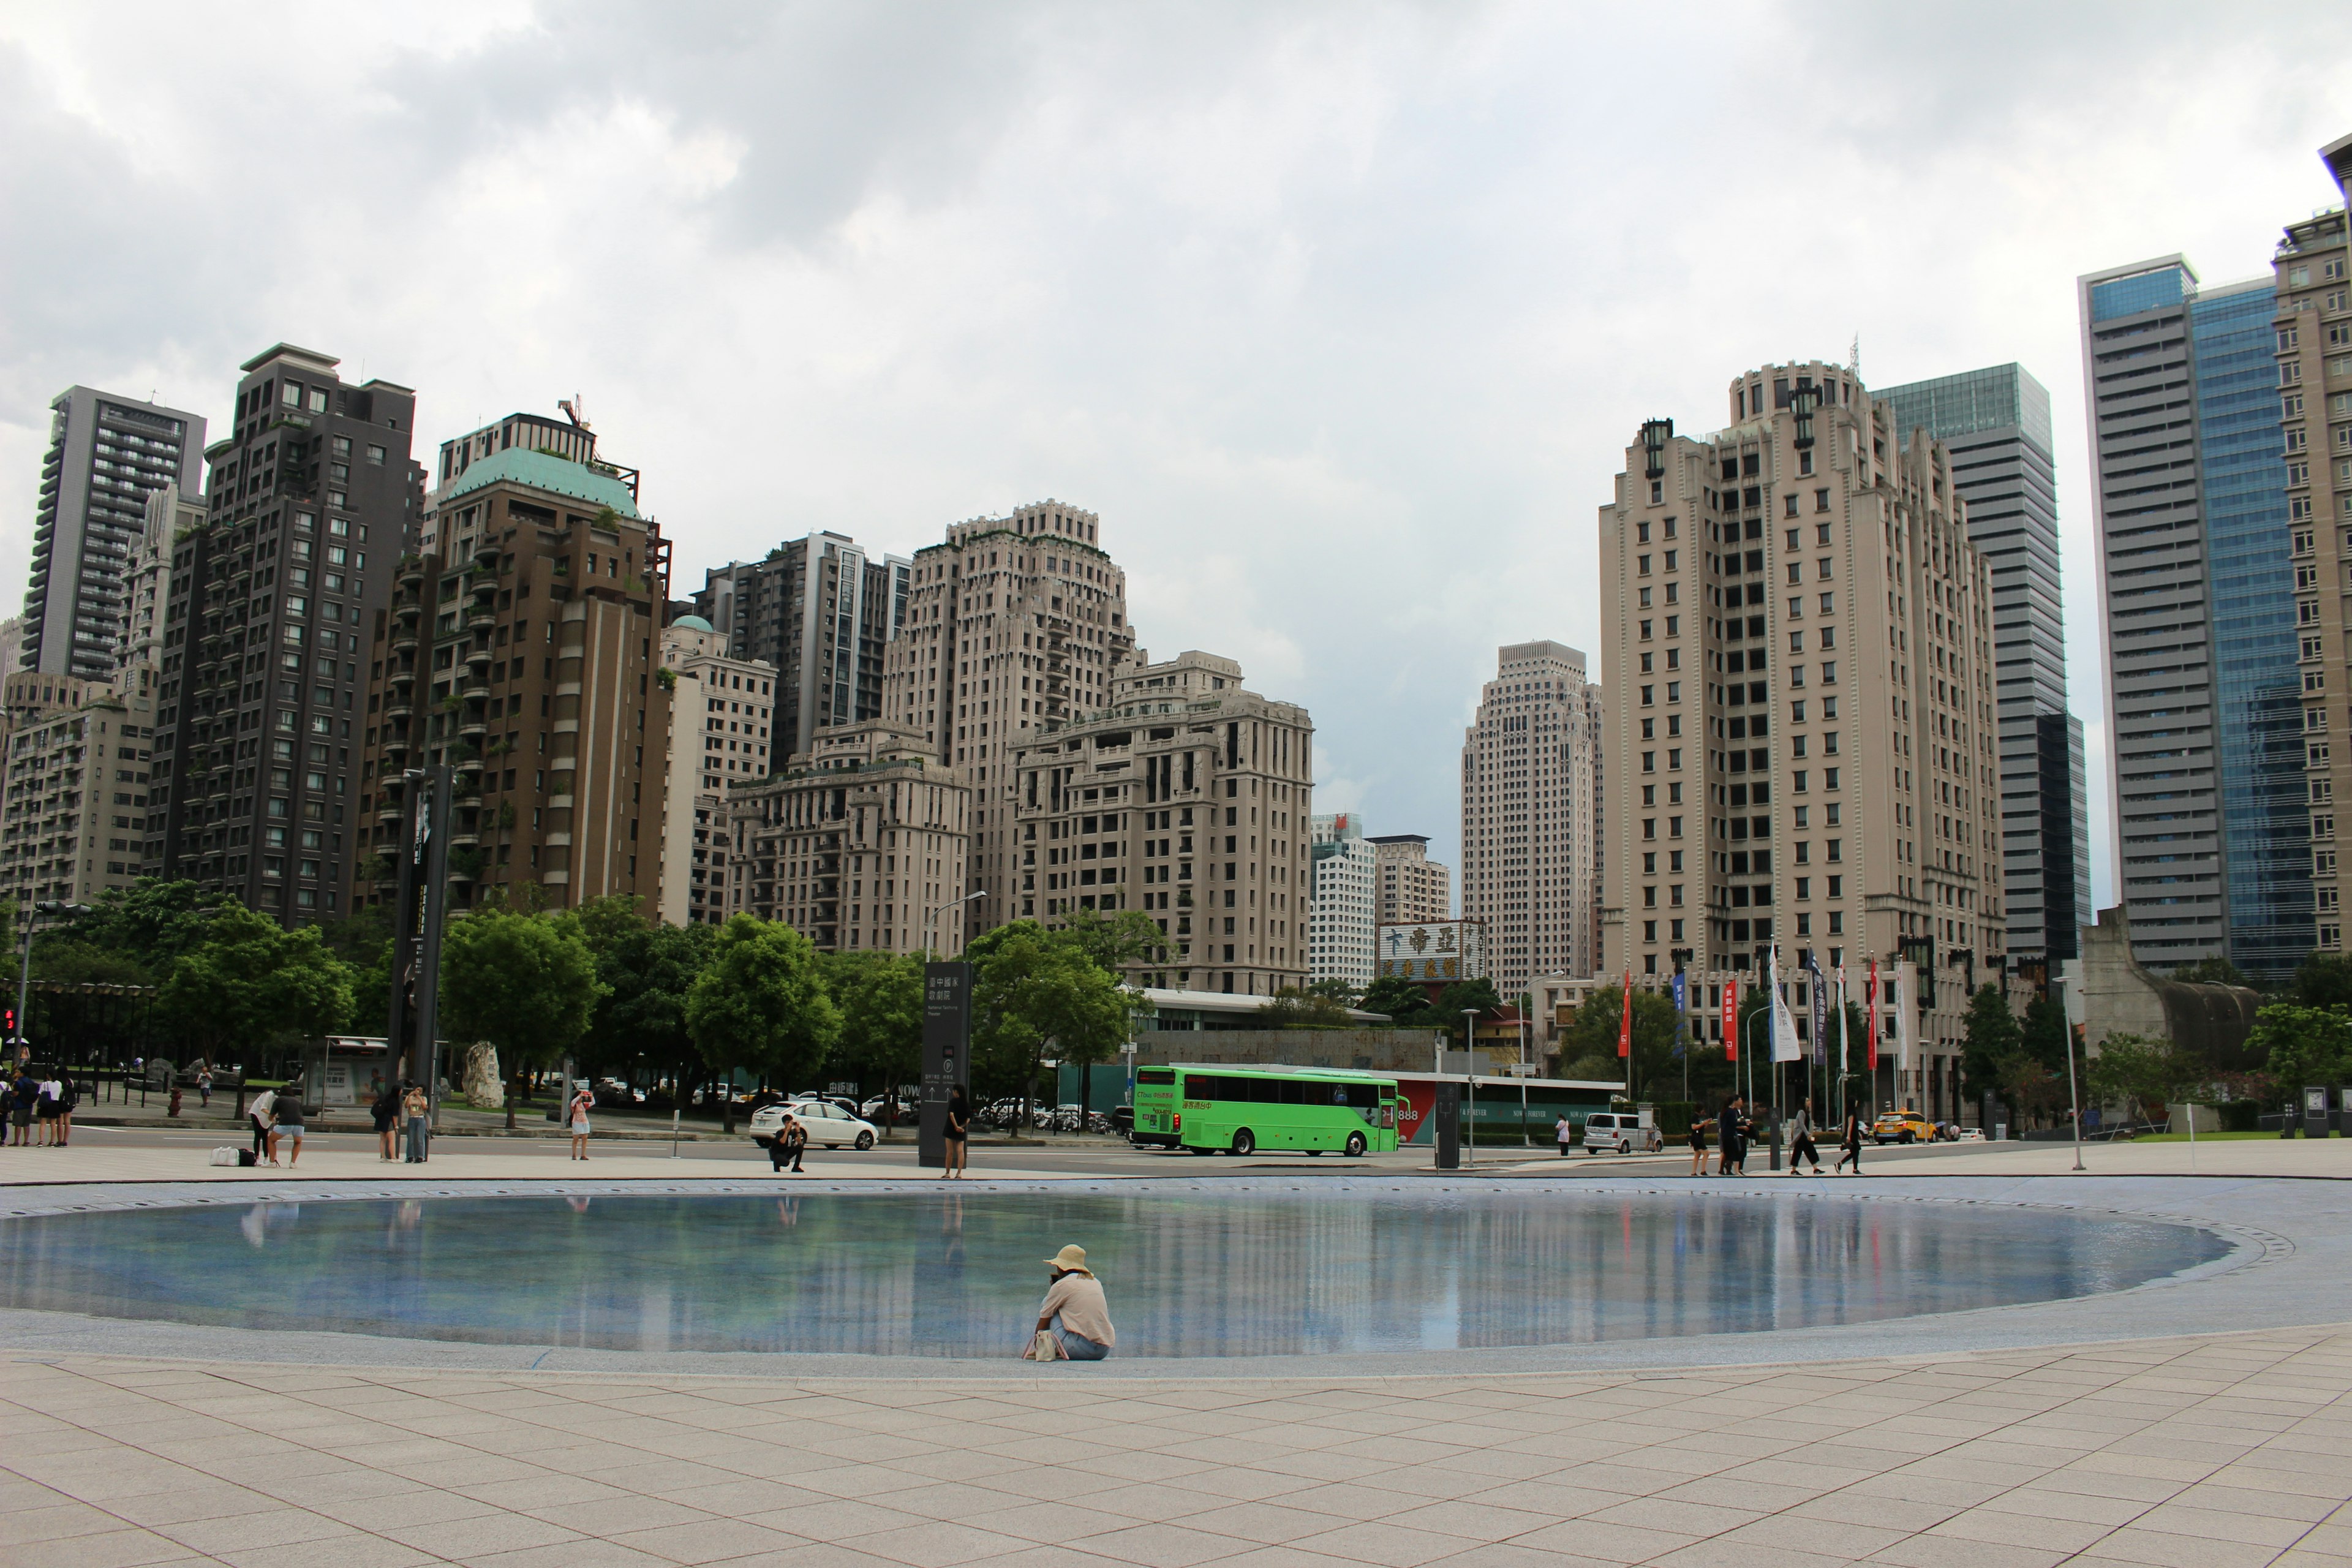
left=2077, top=259, right=2309, bottom=979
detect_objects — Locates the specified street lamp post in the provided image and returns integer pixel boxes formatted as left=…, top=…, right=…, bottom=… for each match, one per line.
left=924, top=889, right=987, bottom=959
left=13, top=900, right=91, bottom=1065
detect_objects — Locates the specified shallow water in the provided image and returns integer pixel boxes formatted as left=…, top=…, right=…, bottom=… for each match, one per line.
left=0, top=1188, right=2226, bottom=1358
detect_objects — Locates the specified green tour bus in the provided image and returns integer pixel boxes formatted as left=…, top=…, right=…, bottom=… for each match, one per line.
left=1131, top=1065, right=1400, bottom=1156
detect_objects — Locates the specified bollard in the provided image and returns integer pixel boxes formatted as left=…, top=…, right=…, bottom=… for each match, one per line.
left=1768, top=1119, right=1782, bottom=1172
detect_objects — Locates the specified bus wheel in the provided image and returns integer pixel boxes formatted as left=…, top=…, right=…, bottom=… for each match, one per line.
left=1231, top=1129, right=1255, bottom=1156
left=1344, top=1132, right=1367, bottom=1158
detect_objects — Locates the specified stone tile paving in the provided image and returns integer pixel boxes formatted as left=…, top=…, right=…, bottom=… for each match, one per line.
left=4, top=1328, right=2351, bottom=1567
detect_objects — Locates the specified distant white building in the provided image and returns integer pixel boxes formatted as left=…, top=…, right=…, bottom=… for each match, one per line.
left=1308, top=812, right=1377, bottom=992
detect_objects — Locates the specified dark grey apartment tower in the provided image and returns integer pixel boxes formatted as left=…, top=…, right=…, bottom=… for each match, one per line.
left=22, top=387, right=206, bottom=678
left=149, top=345, right=423, bottom=925
left=1879, top=364, right=2090, bottom=963
left=691, top=532, right=910, bottom=758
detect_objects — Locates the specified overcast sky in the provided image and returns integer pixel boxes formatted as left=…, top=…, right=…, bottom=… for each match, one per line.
left=5, top=2, right=2350, bottom=915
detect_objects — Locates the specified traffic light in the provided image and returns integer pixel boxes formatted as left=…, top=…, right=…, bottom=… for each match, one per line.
left=2, top=1006, right=13, bottom=1038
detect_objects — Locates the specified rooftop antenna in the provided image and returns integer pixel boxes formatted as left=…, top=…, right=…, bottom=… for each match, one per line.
left=1849, top=334, right=1861, bottom=378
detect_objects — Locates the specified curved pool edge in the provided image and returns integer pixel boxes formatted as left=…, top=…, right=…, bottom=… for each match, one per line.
left=0, top=1173, right=2326, bottom=1381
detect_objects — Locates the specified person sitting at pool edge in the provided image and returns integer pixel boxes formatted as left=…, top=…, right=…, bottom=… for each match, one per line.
left=1032, top=1244, right=1116, bottom=1362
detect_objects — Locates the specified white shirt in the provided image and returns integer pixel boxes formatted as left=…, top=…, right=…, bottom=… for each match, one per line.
left=251, top=1090, right=276, bottom=1122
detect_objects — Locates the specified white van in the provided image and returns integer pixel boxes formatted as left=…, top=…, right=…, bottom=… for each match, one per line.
left=1579, top=1112, right=1662, bottom=1154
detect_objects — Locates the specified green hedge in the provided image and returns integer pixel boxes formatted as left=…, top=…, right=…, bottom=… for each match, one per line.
left=2219, top=1099, right=2263, bottom=1133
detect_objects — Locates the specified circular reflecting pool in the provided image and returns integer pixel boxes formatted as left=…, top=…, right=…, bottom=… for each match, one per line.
left=0, top=1188, right=2227, bottom=1359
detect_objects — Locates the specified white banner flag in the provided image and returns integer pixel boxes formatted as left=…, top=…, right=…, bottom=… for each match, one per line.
left=1770, top=947, right=1801, bottom=1063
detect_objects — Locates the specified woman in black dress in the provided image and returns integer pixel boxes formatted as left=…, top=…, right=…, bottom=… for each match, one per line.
left=943, top=1087, right=970, bottom=1180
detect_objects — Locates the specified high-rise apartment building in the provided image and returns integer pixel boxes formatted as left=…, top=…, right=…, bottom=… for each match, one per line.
left=151, top=345, right=421, bottom=925
left=1879, top=364, right=2089, bottom=965
left=2277, top=132, right=2352, bottom=953
left=1308, top=811, right=1376, bottom=990
left=1006, top=650, right=1313, bottom=995
left=22, top=387, right=205, bottom=679
left=693, top=534, right=910, bottom=760
left=120, top=483, right=206, bottom=685
left=652, top=614, right=777, bottom=925
left=352, top=417, right=667, bottom=915
left=722, top=720, right=969, bottom=953
left=1370, top=833, right=1450, bottom=924
left=2078, top=260, right=2310, bottom=977
left=1, top=670, right=157, bottom=922
left=1459, top=641, right=1603, bottom=1000
left=884, top=500, right=1134, bottom=937
left=1599, top=363, right=2005, bottom=1120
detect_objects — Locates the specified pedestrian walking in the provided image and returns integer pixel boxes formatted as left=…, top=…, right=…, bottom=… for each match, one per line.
left=1787, top=1097, right=1822, bottom=1175
left=1834, top=1110, right=1864, bottom=1175
left=402, top=1082, right=431, bottom=1163
left=1688, top=1114, right=1709, bottom=1175
left=568, top=1082, right=595, bottom=1161
left=942, top=1087, right=970, bottom=1180
left=372, top=1080, right=400, bottom=1161
left=1555, top=1114, right=1575, bottom=1157
left=56, top=1072, right=77, bottom=1146
left=247, top=1086, right=279, bottom=1164
left=197, top=1068, right=212, bottom=1109
left=1717, top=1095, right=1747, bottom=1177
left=769, top=1111, right=807, bottom=1174
left=275, top=1091, right=306, bottom=1169
left=1028, top=1244, right=1117, bottom=1362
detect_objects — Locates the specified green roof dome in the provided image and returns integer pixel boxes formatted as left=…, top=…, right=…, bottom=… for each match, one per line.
left=671, top=614, right=715, bottom=632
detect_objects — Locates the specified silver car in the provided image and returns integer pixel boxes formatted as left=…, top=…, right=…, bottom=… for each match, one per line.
left=748, top=1098, right=878, bottom=1150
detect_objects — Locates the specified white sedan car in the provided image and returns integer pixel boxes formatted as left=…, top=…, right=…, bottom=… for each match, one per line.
left=748, top=1099, right=879, bottom=1151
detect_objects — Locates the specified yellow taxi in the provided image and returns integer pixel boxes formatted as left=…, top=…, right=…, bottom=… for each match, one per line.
left=1870, top=1109, right=1940, bottom=1145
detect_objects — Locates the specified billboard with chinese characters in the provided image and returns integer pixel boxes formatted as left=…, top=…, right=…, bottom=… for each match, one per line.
left=1375, top=920, right=1487, bottom=982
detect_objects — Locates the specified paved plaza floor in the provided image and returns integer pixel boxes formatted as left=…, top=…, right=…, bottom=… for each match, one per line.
left=7, top=1325, right=2351, bottom=1568
left=6, top=1148, right=2352, bottom=1566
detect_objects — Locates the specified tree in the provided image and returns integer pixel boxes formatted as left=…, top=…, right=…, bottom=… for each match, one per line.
left=587, top=921, right=718, bottom=1093
left=1960, top=983, right=2021, bottom=1093
left=968, top=922, right=1139, bottom=1115
left=2246, top=1002, right=2352, bottom=1098
left=1054, top=907, right=1164, bottom=973
left=562, top=894, right=652, bottom=960
left=58, top=880, right=237, bottom=984
left=1360, top=975, right=1433, bottom=1026
left=442, top=909, right=605, bottom=1096
left=2019, top=995, right=2070, bottom=1072
left=2169, top=956, right=2253, bottom=989
left=153, top=903, right=355, bottom=1066
left=827, top=951, right=924, bottom=1128
left=685, top=915, right=840, bottom=1131
left=2087, top=1031, right=2203, bottom=1129
left=2290, top=952, right=2352, bottom=1011
left=1559, top=985, right=1683, bottom=1096
left=1996, top=1053, right=2066, bottom=1127
left=1306, top=977, right=1361, bottom=1006
left=1258, top=987, right=1355, bottom=1030
left=29, top=940, right=149, bottom=986
left=1434, top=978, right=1505, bottom=1046
left=317, top=906, right=395, bottom=1038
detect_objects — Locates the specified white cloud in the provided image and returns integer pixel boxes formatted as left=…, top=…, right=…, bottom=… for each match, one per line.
left=4, top=1, right=2348, bottom=924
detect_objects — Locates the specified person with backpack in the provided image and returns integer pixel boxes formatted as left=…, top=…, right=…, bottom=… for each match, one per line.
left=55, top=1072, right=78, bottom=1147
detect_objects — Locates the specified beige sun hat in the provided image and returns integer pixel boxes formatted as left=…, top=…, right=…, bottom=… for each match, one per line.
left=1044, top=1244, right=1093, bottom=1275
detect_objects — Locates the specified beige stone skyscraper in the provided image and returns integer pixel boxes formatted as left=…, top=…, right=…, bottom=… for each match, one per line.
left=2279, top=133, right=2352, bottom=953
left=1598, top=361, right=2005, bottom=1120
left=1370, top=834, right=1450, bottom=924
left=1006, top=649, right=1313, bottom=995
left=882, top=499, right=1133, bottom=936
left=1460, top=641, right=1603, bottom=1000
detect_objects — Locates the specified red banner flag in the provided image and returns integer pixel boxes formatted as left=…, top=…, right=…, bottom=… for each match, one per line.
left=1866, top=960, right=1880, bottom=1072
left=1617, top=971, right=1633, bottom=1058
left=1721, top=975, right=1738, bottom=1062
